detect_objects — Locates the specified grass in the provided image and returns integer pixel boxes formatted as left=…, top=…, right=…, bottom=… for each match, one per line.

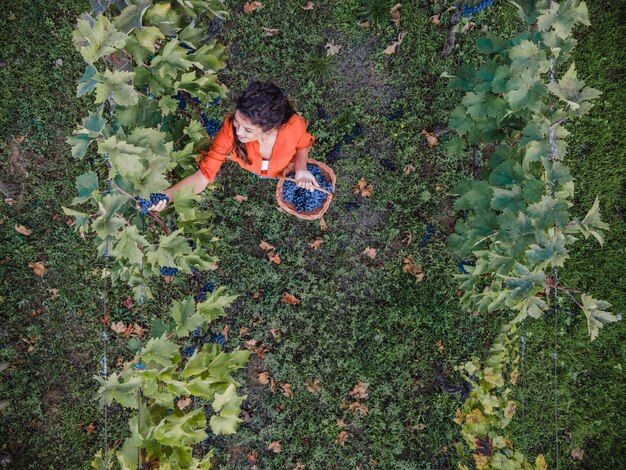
left=0, top=0, right=624, bottom=468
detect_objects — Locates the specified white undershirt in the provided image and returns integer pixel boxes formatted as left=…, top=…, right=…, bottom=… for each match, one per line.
left=261, top=160, right=270, bottom=171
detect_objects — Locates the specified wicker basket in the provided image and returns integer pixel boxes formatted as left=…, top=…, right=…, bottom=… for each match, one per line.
left=276, top=159, right=335, bottom=220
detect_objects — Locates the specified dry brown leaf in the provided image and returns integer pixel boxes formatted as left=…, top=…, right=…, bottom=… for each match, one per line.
left=244, top=1, right=264, bottom=14
left=348, top=401, right=368, bottom=416
left=177, top=397, right=192, bottom=410
left=122, top=296, right=133, bottom=310
left=267, top=251, right=281, bottom=264
left=259, top=240, right=275, bottom=251
left=281, top=292, right=301, bottom=305
left=270, top=328, right=281, bottom=340
left=309, top=238, right=324, bottom=250
left=421, top=129, right=438, bottom=147
left=233, top=194, right=248, bottom=203
left=110, top=321, right=127, bottom=334
left=382, top=31, right=407, bottom=55
left=325, top=40, right=341, bottom=56
left=269, top=377, right=277, bottom=393
left=247, top=451, right=259, bottom=463
left=336, top=419, right=348, bottom=428
left=239, top=326, right=250, bottom=337
left=362, top=247, right=377, bottom=259
left=28, top=261, right=45, bottom=277
left=85, top=423, right=96, bottom=435
left=47, top=288, right=59, bottom=299
left=130, top=323, right=146, bottom=337
left=301, top=1, right=315, bottom=10
left=359, top=20, right=370, bottom=28
left=245, top=339, right=258, bottom=350
left=336, top=430, right=349, bottom=447
left=15, top=225, right=33, bottom=236
left=461, top=21, right=476, bottom=34
left=267, top=441, right=282, bottom=453
left=435, top=184, right=444, bottom=191
left=258, top=371, right=270, bottom=385
left=261, top=27, right=279, bottom=37
left=402, top=232, right=413, bottom=246
left=351, top=381, right=370, bottom=400
left=280, top=382, right=293, bottom=398
left=305, top=378, right=321, bottom=393
left=4, top=198, right=16, bottom=206
left=390, top=3, right=401, bottom=28
left=435, top=340, right=446, bottom=355
left=252, top=315, right=263, bottom=327
left=319, top=216, right=329, bottom=231
left=223, top=324, right=230, bottom=342
left=402, top=255, right=424, bottom=282
left=403, top=163, right=416, bottom=175
left=571, top=448, right=584, bottom=461
left=14, top=135, right=25, bottom=144
left=429, top=14, right=440, bottom=25
left=352, top=178, right=374, bottom=198
left=251, top=288, right=264, bottom=301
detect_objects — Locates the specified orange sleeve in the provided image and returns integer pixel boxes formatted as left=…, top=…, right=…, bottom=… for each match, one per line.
left=294, top=115, right=315, bottom=151
left=198, top=117, right=234, bottom=182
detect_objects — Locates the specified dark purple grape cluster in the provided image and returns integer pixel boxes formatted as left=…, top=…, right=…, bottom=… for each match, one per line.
left=379, top=158, right=396, bottom=171
left=282, top=163, right=333, bottom=213
left=463, top=0, right=495, bottom=17
left=202, top=281, right=215, bottom=293
left=210, top=96, right=222, bottom=106
left=179, top=42, right=196, bottom=54
left=200, top=113, right=221, bottom=137
left=183, top=346, right=196, bottom=358
left=174, top=91, right=200, bottom=110
left=418, top=224, right=435, bottom=249
left=160, top=266, right=178, bottom=277
left=343, top=133, right=353, bottom=144
left=387, top=109, right=404, bottom=121
left=170, top=223, right=178, bottom=232
left=192, top=326, right=203, bottom=337
left=457, top=261, right=476, bottom=274
left=188, top=239, right=197, bottom=250
left=352, top=123, right=364, bottom=136
left=326, top=142, right=342, bottom=164
left=209, top=334, right=225, bottom=346
left=194, top=292, right=207, bottom=303
left=136, top=193, right=168, bottom=214
left=316, top=104, right=329, bottom=120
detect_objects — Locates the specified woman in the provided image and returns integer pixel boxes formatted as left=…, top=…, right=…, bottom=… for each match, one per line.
left=150, top=81, right=317, bottom=211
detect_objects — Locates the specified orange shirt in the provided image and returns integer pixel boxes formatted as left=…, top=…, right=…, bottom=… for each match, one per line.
left=198, top=113, right=315, bottom=182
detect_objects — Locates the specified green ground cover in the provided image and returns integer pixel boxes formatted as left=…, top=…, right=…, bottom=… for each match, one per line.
left=0, top=0, right=624, bottom=468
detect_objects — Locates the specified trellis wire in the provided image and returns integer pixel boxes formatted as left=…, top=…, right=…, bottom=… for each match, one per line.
left=519, top=321, right=527, bottom=454
left=100, top=238, right=111, bottom=469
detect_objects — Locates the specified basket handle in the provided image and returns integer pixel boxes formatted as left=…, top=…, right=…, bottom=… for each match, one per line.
left=277, top=175, right=334, bottom=197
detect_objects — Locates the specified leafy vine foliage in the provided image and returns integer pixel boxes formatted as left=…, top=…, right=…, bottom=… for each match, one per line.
left=63, top=1, right=251, bottom=468
left=446, top=0, right=619, bottom=467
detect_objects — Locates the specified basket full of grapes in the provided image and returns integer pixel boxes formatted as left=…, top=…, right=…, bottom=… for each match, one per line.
left=276, top=159, right=335, bottom=220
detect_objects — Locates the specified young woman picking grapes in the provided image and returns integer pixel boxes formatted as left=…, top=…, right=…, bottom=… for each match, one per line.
left=149, top=81, right=317, bottom=211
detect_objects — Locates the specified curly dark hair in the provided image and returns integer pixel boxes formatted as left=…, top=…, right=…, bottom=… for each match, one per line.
left=232, top=81, right=296, bottom=164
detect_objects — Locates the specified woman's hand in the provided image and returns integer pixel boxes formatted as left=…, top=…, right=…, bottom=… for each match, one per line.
left=148, top=197, right=169, bottom=212
left=295, top=169, right=317, bottom=192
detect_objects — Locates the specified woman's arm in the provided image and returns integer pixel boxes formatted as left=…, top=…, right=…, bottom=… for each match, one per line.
left=293, top=147, right=316, bottom=191
left=150, top=170, right=209, bottom=211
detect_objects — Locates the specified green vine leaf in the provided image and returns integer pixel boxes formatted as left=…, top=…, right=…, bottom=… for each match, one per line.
left=94, top=69, right=138, bottom=107
left=141, top=334, right=181, bottom=367
left=171, top=297, right=205, bottom=338
left=94, top=372, right=141, bottom=408
left=537, top=1, right=589, bottom=39
left=547, top=62, right=602, bottom=114
left=581, top=294, right=618, bottom=341
left=72, top=14, right=127, bottom=64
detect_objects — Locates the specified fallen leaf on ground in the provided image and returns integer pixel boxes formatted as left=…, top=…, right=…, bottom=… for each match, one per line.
left=305, top=378, right=321, bottom=393
left=402, top=232, right=413, bottom=246
left=85, top=423, right=96, bottom=435
left=348, top=401, right=368, bottom=415
left=110, top=321, right=127, bottom=335
left=281, top=292, right=301, bottom=305
left=403, top=163, right=416, bottom=175
left=130, top=323, right=145, bottom=337
left=336, top=430, right=349, bottom=447
left=280, top=382, right=293, bottom=398
left=239, top=326, right=250, bottom=337
left=269, top=377, right=277, bottom=393
left=223, top=324, right=230, bottom=342
left=47, top=288, right=59, bottom=299
left=122, top=296, right=133, bottom=310
left=461, top=21, right=476, bottom=34
left=261, top=27, right=279, bottom=37
left=244, top=1, right=263, bottom=14
left=351, top=381, right=370, bottom=400
left=382, top=31, right=407, bottom=55
left=28, top=261, right=45, bottom=277
left=245, top=339, right=258, bottom=350
left=309, top=238, right=324, bottom=250
left=421, top=129, right=438, bottom=147
left=429, top=14, right=440, bottom=25
left=319, top=216, right=329, bottom=231
left=362, top=247, right=377, bottom=259
left=31, top=308, right=45, bottom=317
left=258, top=371, right=270, bottom=384
left=301, top=1, right=315, bottom=10
left=15, top=225, right=32, bottom=236
left=251, top=288, right=264, bottom=301
left=233, top=194, right=248, bottom=203
left=247, top=451, right=259, bottom=463
left=4, top=198, right=16, bottom=206
left=352, top=178, right=374, bottom=198
left=325, top=40, right=341, bottom=56
left=267, top=251, right=281, bottom=264
left=270, top=328, right=281, bottom=340
left=571, top=448, right=584, bottom=461
left=435, top=184, right=444, bottom=191
left=267, top=441, right=282, bottom=453
left=403, top=255, right=424, bottom=282
left=359, top=20, right=370, bottom=28
left=336, top=419, right=348, bottom=427
left=435, top=340, right=446, bottom=354
left=177, top=397, right=192, bottom=410
left=14, top=135, right=25, bottom=144
left=390, top=3, right=401, bottom=27
left=259, top=240, right=275, bottom=251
